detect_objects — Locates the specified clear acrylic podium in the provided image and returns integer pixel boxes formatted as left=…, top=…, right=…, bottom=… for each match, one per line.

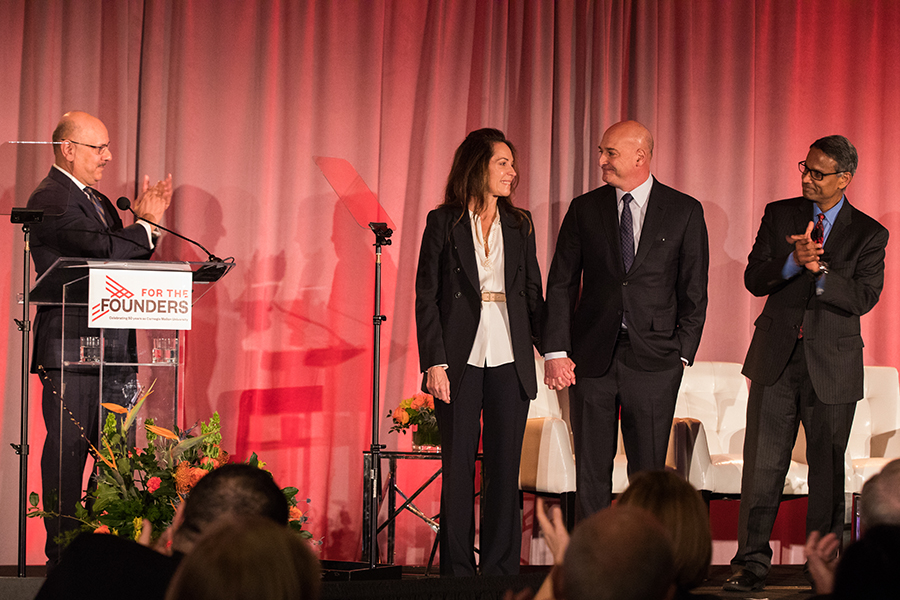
left=29, top=257, right=232, bottom=555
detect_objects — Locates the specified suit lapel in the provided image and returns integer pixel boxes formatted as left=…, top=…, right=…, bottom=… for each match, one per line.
left=629, top=182, right=666, bottom=274
left=500, top=207, right=523, bottom=291
left=599, top=188, right=625, bottom=275
left=450, top=210, right=481, bottom=293
left=53, top=168, right=110, bottom=230
left=793, top=200, right=812, bottom=238
left=823, top=197, right=853, bottom=258
left=86, top=188, right=112, bottom=229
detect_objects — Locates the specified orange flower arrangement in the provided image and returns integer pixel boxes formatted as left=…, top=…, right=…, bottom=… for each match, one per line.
left=28, top=387, right=312, bottom=545
left=386, top=392, right=437, bottom=434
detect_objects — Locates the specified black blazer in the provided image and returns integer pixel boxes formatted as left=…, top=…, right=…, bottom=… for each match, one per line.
left=543, top=179, right=709, bottom=376
left=415, top=204, right=543, bottom=399
left=742, top=196, right=888, bottom=404
left=27, top=167, right=155, bottom=371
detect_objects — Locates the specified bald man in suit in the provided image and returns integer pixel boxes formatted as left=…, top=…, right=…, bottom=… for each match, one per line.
left=542, top=120, right=709, bottom=519
left=27, top=111, right=171, bottom=564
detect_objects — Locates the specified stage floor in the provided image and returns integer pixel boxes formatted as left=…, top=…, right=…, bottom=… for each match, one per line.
left=2, top=564, right=818, bottom=600
left=317, top=564, right=817, bottom=600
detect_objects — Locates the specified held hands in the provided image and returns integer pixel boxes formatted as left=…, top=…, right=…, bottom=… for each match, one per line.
left=426, top=366, right=451, bottom=403
left=787, top=220, right=824, bottom=272
left=544, top=357, right=576, bottom=390
left=133, top=173, right=173, bottom=223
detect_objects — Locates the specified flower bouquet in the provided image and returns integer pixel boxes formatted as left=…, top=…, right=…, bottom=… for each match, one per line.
left=386, top=392, right=440, bottom=451
left=28, top=383, right=312, bottom=545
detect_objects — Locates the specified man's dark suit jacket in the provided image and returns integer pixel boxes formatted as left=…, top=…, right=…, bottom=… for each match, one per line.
left=415, top=204, right=543, bottom=399
left=27, top=167, right=154, bottom=371
left=742, top=196, right=888, bottom=403
left=543, top=179, right=709, bottom=377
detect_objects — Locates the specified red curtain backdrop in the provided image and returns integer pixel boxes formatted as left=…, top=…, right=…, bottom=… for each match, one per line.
left=2, top=0, right=899, bottom=564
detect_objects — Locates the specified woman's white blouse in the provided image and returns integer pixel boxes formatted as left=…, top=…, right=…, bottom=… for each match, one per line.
left=466, top=210, right=515, bottom=367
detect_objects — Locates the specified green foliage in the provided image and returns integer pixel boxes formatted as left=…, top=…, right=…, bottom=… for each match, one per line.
left=29, top=401, right=313, bottom=547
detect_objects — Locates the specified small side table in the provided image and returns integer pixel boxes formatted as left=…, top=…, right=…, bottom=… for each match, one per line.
left=361, top=450, right=483, bottom=572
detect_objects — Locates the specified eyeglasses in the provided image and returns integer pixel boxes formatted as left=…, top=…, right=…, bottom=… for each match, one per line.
left=798, top=161, right=844, bottom=182
left=66, top=140, right=111, bottom=155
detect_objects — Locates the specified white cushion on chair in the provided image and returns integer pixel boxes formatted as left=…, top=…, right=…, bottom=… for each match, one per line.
left=673, top=361, right=809, bottom=495
left=519, top=416, right=577, bottom=493
left=845, top=366, right=900, bottom=493
left=520, top=357, right=576, bottom=494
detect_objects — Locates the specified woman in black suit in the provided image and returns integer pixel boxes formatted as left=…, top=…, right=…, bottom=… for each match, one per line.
left=415, top=128, right=543, bottom=576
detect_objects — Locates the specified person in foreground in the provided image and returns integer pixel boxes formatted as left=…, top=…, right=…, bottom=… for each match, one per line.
left=726, top=135, right=889, bottom=592
left=35, top=464, right=292, bottom=600
left=537, top=503, right=676, bottom=600
left=415, top=128, right=543, bottom=576
left=542, top=120, right=708, bottom=519
left=28, top=110, right=173, bottom=564
left=826, top=525, right=900, bottom=599
left=618, top=471, right=719, bottom=599
left=805, top=458, right=900, bottom=595
left=165, top=516, right=320, bottom=600
left=528, top=471, right=718, bottom=600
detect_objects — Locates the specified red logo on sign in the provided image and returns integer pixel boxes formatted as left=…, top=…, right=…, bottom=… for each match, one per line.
left=91, top=276, right=134, bottom=321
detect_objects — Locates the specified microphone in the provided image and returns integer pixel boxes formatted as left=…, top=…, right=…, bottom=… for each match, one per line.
left=117, top=196, right=223, bottom=263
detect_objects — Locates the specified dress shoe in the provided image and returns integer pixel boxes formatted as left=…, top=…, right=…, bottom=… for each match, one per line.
left=723, top=568, right=765, bottom=592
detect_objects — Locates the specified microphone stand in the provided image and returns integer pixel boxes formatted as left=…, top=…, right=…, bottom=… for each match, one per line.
left=365, top=222, right=391, bottom=568
left=10, top=207, right=44, bottom=577
left=115, top=197, right=223, bottom=263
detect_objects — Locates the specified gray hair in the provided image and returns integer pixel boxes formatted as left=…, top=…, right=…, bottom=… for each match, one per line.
left=810, top=135, right=858, bottom=176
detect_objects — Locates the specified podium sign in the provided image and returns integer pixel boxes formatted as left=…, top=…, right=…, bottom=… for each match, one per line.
left=88, top=268, right=193, bottom=330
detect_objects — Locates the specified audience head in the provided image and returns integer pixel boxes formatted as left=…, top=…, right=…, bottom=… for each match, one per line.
left=832, top=525, right=900, bottom=600
left=618, top=470, right=712, bottom=591
left=860, top=458, right=900, bottom=533
left=165, top=516, right=320, bottom=600
left=560, top=505, right=675, bottom=600
left=172, top=463, right=289, bottom=555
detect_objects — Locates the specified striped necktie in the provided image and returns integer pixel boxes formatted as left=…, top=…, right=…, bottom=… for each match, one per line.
left=85, top=187, right=108, bottom=227
left=620, top=193, right=635, bottom=272
left=811, top=213, right=825, bottom=244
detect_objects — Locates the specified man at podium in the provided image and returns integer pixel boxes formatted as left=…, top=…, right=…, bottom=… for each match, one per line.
left=26, top=110, right=172, bottom=565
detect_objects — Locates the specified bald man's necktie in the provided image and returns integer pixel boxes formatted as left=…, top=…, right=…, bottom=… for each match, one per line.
left=85, top=187, right=108, bottom=227
left=620, top=193, right=635, bottom=272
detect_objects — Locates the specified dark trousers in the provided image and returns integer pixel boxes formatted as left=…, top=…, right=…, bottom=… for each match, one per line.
left=40, top=369, right=100, bottom=564
left=733, top=340, right=856, bottom=578
left=40, top=367, right=133, bottom=564
left=434, top=362, right=530, bottom=577
left=570, top=334, right=683, bottom=519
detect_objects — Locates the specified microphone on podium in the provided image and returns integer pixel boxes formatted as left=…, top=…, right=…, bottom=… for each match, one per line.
left=116, top=196, right=223, bottom=263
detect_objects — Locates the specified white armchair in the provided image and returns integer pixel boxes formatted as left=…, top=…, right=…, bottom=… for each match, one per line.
left=519, top=357, right=577, bottom=526
left=672, top=361, right=809, bottom=497
left=845, top=366, right=900, bottom=538
left=845, top=365, right=900, bottom=490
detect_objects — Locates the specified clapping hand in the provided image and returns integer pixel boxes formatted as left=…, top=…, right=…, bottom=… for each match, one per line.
left=786, top=220, right=824, bottom=272
left=133, top=173, right=173, bottom=223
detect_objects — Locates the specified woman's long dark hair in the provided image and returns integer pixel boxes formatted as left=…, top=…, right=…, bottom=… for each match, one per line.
left=440, top=128, right=529, bottom=230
